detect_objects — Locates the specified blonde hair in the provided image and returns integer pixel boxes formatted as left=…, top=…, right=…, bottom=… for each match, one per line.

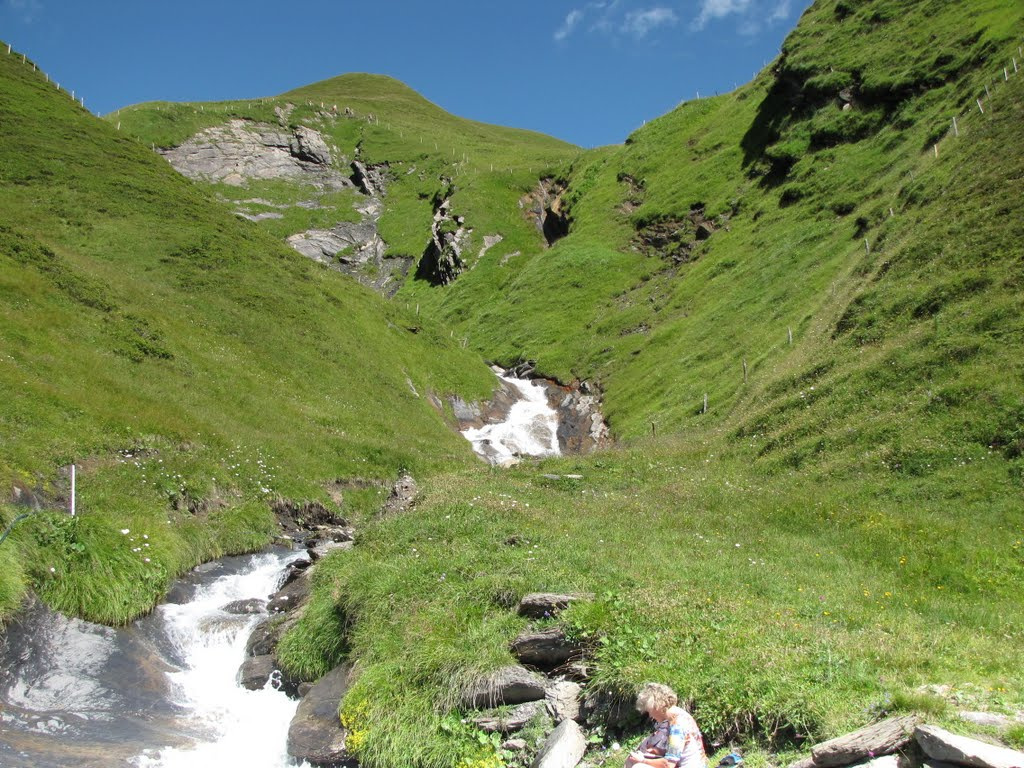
left=636, top=682, right=678, bottom=714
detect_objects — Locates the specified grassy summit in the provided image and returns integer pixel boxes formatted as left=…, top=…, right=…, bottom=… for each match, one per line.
left=2, top=0, right=1023, bottom=767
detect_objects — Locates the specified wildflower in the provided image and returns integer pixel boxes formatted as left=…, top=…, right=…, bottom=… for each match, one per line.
left=49, top=566, right=55, bottom=573
left=121, top=528, right=130, bottom=535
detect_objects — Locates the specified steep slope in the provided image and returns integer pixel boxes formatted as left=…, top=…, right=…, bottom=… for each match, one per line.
left=255, top=3, right=1023, bottom=767
left=112, top=73, right=579, bottom=296
left=0, top=49, right=496, bottom=623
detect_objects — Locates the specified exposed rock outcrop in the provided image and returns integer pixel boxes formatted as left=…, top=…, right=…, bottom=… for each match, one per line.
left=416, top=181, right=471, bottom=286
left=379, top=474, right=418, bottom=519
left=160, top=120, right=346, bottom=189
left=460, top=665, right=549, bottom=709
left=472, top=700, right=545, bottom=734
left=634, top=203, right=717, bottom=264
left=521, top=178, right=570, bottom=247
left=511, top=627, right=579, bottom=669
left=543, top=381, right=611, bottom=455
left=916, top=725, right=1024, bottom=768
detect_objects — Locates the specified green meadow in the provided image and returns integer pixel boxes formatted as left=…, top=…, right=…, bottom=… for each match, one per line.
left=1, top=0, right=1023, bottom=766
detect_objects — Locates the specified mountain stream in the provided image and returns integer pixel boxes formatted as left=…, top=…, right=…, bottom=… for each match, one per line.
left=0, top=550, right=309, bottom=768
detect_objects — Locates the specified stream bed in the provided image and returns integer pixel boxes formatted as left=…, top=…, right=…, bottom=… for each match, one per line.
left=0, top=550, right=308, bottom=768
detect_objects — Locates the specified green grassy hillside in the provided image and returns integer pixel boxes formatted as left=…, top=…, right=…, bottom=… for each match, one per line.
left=2, top=1, right=1022, bottom=767
left=0, top=49, right=498, bottom=623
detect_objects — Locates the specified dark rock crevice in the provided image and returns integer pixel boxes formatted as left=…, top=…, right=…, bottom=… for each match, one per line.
left=415, top=179, right=471, bottom=286
left=521, top=178, right=570, bottom=247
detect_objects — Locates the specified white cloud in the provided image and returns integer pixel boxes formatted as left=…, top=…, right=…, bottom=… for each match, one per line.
left=6, top=0, right=43, bottom=24
left=623, top=7, right=679, bottom=38
left=768, top=0, right=792, bottom=22
left=554, top=9, right=586, bottom=41
left=693, top=0, right=752, bottom=30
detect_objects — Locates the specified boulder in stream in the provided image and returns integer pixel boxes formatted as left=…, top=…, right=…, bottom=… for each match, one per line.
left=287, top=664, right=357, bottom=767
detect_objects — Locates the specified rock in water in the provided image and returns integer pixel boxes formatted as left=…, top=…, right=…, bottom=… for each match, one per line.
left=533, top=719, right=587, bottom=768
left=915, top=725, right=1024, bottom=768
left=286, top=664, right=356, bottom=767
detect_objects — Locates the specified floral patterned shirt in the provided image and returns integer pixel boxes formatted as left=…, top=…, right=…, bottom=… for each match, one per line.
left=664, top=708, right=706, bottom=768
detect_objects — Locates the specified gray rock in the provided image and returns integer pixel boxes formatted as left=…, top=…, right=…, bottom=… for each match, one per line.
left=238, top=654, right=277, bottom=691
left=511, top=627, right=578, bottom=668
left=291, top=126, right=332, bottom=165
left=519, top=593, right=591, bottom=619
left=915, top=725, right=1024, bottom=768
left=461, top=665, right=549, bottom=709
left=504, top=738, right=529, bottom=752
left=859, top=756, right=901, bottom=768
left=221, top=598, right=266, bottom=615
left=473, top=701, right=544, bottom=733
left=960, top=712, right=1012, bottom=729
left=268, top=570, right=312, bottom=613
left=161, top=120, right=347, bottom=190
left=533, top=719, right=587, bottom=768
left=380, top=474, right=418, bottom=518
left=810, top=715, right=920, bottom=768
left=549, top=385, right=610, bottom=456
left=545, top=681, right=582, bottom=724
left=287, top=664, right=356, bottom=767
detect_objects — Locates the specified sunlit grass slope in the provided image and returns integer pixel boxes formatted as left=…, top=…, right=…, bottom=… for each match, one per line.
left=269, top=1, right=1024, bottom=766
left=112, top=73, right=579, bottom=272
left=0, top=49, right=497, bottom=623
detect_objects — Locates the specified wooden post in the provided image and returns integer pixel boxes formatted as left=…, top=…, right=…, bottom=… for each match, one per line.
left=1014, top=58, right=1019, bottom=74
left=702, top=393, right=708, bottom=414
left=788, top=327, right=793, bottom=345
left=977, top=98, right=985, bottom=114
left=742, top=359, right=748, bottom=383
left=70, top=464, right=76, bottom=517
left=416, top=304, right=420, bottom=316
left=864, top=238, right=871, bottom=254
left=889, top=207, right=894, bottom=217
left=651, top=421, right=656, bottom=438
left=933, top=143, right=939, bottom=158
left=1005, top=67, right=1009, bottom=82
left=6, top=43, right=10, bottom=54
left=985, top=84, right=991, bottom=98
left=117, top=122, right=121, bottom=130
left=952, top=116, right=958, bottom=137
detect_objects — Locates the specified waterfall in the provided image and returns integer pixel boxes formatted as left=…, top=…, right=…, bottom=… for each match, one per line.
left=462, top=368, right=562, bottom=465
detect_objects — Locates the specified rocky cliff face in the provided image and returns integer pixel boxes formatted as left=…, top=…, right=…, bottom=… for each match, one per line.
left=416, top=180, right=472, bottom=286
left=159, top=116, right=412, bottom=295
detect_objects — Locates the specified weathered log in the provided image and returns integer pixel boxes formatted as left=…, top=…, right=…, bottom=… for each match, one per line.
left=810, top=715, right=921, bottom=768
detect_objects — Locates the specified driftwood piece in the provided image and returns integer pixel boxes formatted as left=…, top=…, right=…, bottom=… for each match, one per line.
left=810, top=715, right=921, bottom=767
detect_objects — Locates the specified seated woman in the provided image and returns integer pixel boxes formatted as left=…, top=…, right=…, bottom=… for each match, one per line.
left=626, top=683, right=707, bottom=768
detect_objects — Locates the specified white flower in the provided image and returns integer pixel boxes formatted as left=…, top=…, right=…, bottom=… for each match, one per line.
left=120, top=528, right=130, bottom=535
left=49, top=566, right=56, bottom=573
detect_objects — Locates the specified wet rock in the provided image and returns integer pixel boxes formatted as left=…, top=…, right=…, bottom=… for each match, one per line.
left=287, top=664, right=356, bottom=767
left=221, top=598, right=267, bottom=615
left=533, top=719, right=587, bottom=768
left=547, top=384, right=610, bottom=455
left=511, top=627, right=578, bottom=669
left=307, top=538, right=355, bottom=561
left=545, top=681, right=582, bottom=724
left=379, top=474, right=418, bottom=518
left=461, top=665, right=549, bottom=709
left=268, top=572, right=313, bottom=613
left=915, top=725, right=1024, bottom=768
left=238, top=654, right=277, bottom=691
left=518, top=593, right=590, bottom=619
left=473, top=700, right=544, bottom=733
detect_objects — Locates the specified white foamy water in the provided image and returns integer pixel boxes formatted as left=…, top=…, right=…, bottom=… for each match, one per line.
left=134, top=553, right=310, bottom=768
left=463, top=369, right=562, bottom=465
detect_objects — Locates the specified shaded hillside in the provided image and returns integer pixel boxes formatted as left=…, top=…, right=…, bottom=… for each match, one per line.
left=0, top=48, right=496, bottom=623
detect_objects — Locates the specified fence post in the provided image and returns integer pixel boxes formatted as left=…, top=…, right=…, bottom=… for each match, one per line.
left=787, top=327, right=793, bottom=345
left=977, top=98, right=985, bottom=114
left=702, top=393, right=708, bottom=414
left=952, top=116, right=958, bottom=137
left=933, top=143, right=939, bottom=158
left=864, top=238, right=871, bottom=254
left=742, top=359, right=748, bottom=383
left=70, top=464, right=76, bottom=517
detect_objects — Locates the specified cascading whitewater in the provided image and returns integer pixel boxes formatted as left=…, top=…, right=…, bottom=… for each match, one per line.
left=462, top=369, right=562, bottom=465
left=134, top=552, right=309, bottom=768
left=0, top=551, right=310, bottom=768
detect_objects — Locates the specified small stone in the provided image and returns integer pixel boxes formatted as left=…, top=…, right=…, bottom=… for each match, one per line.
left=503, top=739, right=529, bottom=752
left=916, top=724, right=1024, bottom=768
left=533, top=719, right=587, bottom=768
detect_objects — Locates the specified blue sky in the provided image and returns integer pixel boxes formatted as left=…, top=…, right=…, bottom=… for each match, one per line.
left=1, top=0, right=809, bottom=147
